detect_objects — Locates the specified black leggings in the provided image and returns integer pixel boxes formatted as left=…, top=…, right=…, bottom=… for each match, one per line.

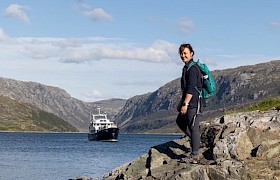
left=176, top=108, right=200, bottom=155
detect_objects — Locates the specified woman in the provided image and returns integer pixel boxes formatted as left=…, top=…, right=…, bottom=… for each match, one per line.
left=176, top=43, right=202, bottom=163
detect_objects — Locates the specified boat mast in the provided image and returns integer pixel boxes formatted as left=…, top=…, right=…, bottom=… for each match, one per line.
left=97, top=107, right=101, bottom=115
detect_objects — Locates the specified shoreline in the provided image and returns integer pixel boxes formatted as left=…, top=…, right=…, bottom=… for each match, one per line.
left=0, top=131, right=182, bottom=135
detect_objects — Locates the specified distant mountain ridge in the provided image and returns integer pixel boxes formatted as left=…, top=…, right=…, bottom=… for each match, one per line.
left=0, top=77, right=126, bottom=132
left=0, top=60, right=279, bottom=133
left=114, top=60, right=280, bottom=133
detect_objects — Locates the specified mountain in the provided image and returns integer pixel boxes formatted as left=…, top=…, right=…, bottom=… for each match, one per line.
left=0, top=77, right=126, bottom=132
left=114, top=60, right=280, bottom=133
left=91, top=98, right=127, bottom=117
left=0, top=60, right=279, bottom=133
left=0, top=95, right=78, bottom=132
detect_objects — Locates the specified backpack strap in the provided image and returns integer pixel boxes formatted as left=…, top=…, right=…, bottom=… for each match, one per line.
left=192, top=95, right=201, bottom=126
left=187, top=61, right=196, bottom=71
left=187, top=61, right=203, bottom=97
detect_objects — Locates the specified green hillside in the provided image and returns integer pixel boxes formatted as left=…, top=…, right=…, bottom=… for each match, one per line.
left=0, top=96, right=78, bottom=132
left=226, top=97, right=280, bottom=114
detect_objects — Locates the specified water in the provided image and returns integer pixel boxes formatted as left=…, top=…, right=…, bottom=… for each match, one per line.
left=0, top=132, right=180, bottom=180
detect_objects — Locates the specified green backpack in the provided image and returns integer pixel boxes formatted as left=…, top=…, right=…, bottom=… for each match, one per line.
left=187, top=59, right=216, bottom=99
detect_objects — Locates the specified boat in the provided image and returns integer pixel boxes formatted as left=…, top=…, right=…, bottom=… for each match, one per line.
left=88, top=108, right=119, bottom=142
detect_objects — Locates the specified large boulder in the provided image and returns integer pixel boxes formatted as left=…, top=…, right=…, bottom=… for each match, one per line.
left=102, top=109, right=280, bottom=179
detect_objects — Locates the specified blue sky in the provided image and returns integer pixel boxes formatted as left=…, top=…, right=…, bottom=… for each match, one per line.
left=0, top=0, right=279, bottom=102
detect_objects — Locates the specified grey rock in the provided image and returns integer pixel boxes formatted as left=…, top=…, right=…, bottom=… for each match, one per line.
left=102, top=109, right=280, bottom=179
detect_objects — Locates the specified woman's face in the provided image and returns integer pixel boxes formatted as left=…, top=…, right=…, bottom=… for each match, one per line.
left=180, top=48, right=193, bottom=63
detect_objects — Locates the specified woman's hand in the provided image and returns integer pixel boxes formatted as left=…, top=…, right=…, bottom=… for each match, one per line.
left=180, top=105, right=188, bottom=115
left=177, top=99, right=183, bottom=112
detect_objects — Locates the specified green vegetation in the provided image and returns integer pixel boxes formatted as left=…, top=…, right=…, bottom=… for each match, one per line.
left=226, top=97, right=280, bottom=114
left=31, top=110, right=78, bottom=132
left=0, top=95, right=78, bottom=132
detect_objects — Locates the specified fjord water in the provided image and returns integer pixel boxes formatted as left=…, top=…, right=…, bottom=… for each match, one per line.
left=0, top=132, right=180, bottom=179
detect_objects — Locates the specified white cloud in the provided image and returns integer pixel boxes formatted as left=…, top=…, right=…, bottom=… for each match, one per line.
left=270, top=21, right=280, bottom=28
left=76, top=1, right=113, bottom=22
left=4, top=4, right=30, bottom=23
left=77, top=3, right=92, bottom=10
left=60, top=39, right=178, bottom=63
left=201, top=57, right=218, bottom=67
left=81, top=90, right=104, bottom=102
left=0, top=35, right=182, bottom=102
left=83, top=8, right=113, bottom=21
left=0, top=28, right=9, bottom=41
left=22, top=45, right=54, bottom=60
left=51, top=39, right=82, bottom=48
left=177, top=18, right=194, bottom=34
left=0, top=35, right=178, bottom=64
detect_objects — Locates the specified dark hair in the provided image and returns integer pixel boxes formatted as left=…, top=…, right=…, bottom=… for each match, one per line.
left=178, top=44, right=195, bottom=56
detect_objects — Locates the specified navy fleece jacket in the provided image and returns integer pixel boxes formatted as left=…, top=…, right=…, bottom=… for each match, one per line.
left=181, top=59, right=202, bottom=109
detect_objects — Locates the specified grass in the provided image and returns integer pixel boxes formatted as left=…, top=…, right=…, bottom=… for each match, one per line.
left=0, top=95, right=78, bottom=132
left=226, top=97, right=280, bottom=114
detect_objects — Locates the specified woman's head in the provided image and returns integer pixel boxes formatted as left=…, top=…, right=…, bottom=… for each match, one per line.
left=179, top=44, right=194, bottom=63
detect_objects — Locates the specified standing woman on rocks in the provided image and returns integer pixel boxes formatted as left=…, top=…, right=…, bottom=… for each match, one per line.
left=176, top=43, right=202, bottom=163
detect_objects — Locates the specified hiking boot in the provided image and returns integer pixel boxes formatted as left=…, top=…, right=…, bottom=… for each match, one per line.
left=187, top=154, right=199, bottom=164
left=179, top=154, right=199, bottom=164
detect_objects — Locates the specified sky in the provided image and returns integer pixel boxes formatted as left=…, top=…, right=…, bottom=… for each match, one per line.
left=0, top=0, right=279, bottom=102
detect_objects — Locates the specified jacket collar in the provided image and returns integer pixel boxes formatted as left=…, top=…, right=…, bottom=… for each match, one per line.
left=184, top=59, right=194, bottom=68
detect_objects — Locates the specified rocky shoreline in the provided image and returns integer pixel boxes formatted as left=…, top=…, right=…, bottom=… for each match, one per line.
left=72, top=109, right=280, bottom=180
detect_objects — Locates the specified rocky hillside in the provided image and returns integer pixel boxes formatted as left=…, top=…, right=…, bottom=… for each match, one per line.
left=114, top=60, right=280, bottom=133
left=0, top=77, right=126, bottom=132
left=0, top=95, right=77, bottom=132
left=0, top=60, right=279, bottom=133
left=103, top=109, right=280, bottom=179
left=91, top=98, right=127, bottom=116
